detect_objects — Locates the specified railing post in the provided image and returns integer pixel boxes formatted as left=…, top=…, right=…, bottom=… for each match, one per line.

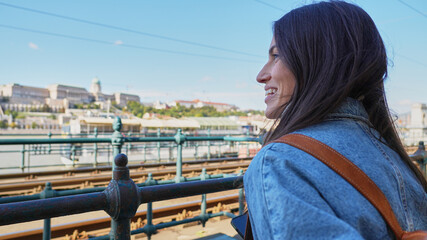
left=105, top=154, right=140, bottom=240
left=40, top=182, right=57, bottom=240
left=174, top=128, right=186, bottom=183
left=27, top=145, right=31, bottom=171
left=169, top=145, right=174, bottom=161
left=143, top=144, right=147, bottom=162
left=111, top=117, right=124, bottom=171
left=107, top=144, right=111, bottom=165
left=47, top=131, right=52, bottom=154
left=246, top=129, right=250, bottom=157
left=94, top=127, right=98, bottom=167
left=414, top=141, right=426, bottom=177
left=238, top=169, right=244, bottom=215
left=200, top=168, right=209, bottom=227
left=157, top=128, right=161, bottom=162
left=207, top=128, right=211, bottom=160
left=126, top=132, right=132, bottom=155
left=71, top=145, right=76, bottom=167
left=227, top=134, right=232, bottom=148
left=144, top=173, right=158, bottom=240
left=194, top=143, right=199, bottom=160
left=21, top=145, right=25, bottom=172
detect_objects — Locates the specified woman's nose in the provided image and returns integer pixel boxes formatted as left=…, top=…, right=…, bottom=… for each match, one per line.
left=256, top=68, right=271, bottom=83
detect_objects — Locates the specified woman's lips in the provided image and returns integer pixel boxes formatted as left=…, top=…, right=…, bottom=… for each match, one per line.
left=265, top=88, right=277, bottom=103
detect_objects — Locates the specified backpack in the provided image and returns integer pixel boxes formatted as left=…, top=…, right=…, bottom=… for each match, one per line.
left=242, top=134, right=427, bottom=240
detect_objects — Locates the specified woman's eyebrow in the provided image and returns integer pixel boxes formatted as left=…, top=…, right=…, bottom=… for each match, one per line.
left=269, top=45, right=277, bottom=55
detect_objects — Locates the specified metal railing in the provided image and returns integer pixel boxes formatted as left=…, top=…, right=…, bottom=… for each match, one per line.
left=0, top=116, right=260, bottom=240
left=1, top=117, right=425, bottom=240
left=0, top=120, right=259, bottom=172
left=0, top=153, right=245, bottom=240
left=411, top=141, right=427, bottom=177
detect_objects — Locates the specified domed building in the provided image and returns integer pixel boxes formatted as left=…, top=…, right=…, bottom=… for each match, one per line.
left=90, top=77, right=101, bottom=94
left=90, top=77, right=114, bottom=102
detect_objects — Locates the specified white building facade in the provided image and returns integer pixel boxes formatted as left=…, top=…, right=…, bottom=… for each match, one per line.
left=0, top=78, right=142, bottom=113
left=405, top=103, right=427, bottom=146
left=48, top=84, right=92, bottom=105
left=170, top=99, right=237, bottom=111
left=114, top=93, right=140, bottom=107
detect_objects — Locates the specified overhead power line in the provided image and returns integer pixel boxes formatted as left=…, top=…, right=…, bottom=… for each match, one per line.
left=253, top=0, right=286, bottom=12
left=0, top=24, right=262, bottom=63
left=395, top=53, right=427, bottom=68
left=0, top=1, right=263, bottom=58
left=397, top=0, right=427, bottom=19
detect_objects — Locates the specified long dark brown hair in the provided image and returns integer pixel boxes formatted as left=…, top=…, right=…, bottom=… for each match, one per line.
left=263, top=1, right=427, bottom=191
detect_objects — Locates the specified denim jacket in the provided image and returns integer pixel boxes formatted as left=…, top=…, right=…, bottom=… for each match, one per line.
left=244, top=98, right=427, bottom=239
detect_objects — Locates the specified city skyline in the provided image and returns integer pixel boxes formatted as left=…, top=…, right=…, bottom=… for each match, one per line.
left=0, top=80, right=239, bottom=109
left=1, top=0, right=426, bottom=113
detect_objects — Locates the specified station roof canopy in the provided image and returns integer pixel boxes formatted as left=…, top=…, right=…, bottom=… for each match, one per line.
left=188, top=117, right=240, bottom=127
left=140, top=118, right=200, bottom=128
left=80, top=117, right=141, bottom=126
left=76, top=117, right=241, bottom=129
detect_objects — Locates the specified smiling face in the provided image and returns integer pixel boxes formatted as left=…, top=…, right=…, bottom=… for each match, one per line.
left=257, top=37, right=296, bottom=119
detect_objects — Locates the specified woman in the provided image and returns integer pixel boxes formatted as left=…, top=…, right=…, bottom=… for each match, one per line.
left=244, top=1, right=427, bottom=239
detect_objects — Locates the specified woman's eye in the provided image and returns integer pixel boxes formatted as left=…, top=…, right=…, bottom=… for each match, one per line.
left=272, top=54, right=279, bottom=60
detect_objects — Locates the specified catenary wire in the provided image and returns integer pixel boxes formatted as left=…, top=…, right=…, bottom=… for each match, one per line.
left=253, top=0, right=286, bottom=12
left=395, top=53, right=427, bottom=68
left=253, top=0, right=427, bottom=69
left=0, top=24, right=263, bottom=63
left=0, top=1, right=264, bottom=58
left=397, top=0, right=427, bottom=19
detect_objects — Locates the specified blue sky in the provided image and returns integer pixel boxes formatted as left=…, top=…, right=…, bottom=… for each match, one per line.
left=0, top=0, right=426, bottom=113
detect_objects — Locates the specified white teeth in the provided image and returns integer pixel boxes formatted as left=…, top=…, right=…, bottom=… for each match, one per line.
left=265, top=88, right=277, bottom=96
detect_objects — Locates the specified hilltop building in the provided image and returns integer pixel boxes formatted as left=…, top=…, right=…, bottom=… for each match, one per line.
left=169, top=99, right=237, bottom=112
left=0, top=83, right=49, bottom=112
left=47, top=84, right=92, bottom=104
left=0, top=78, right=140, bottom=112
left=153, top=100, right=168, bottom=110
left=405, top=103, right=427, bottom=146
left=90, top=77, right=102, bottom=94
left=0, top=83, right=49, bottom=104
left=90, top=77, right=114, bottom=102
left=114, top=92, right=140, bottom=107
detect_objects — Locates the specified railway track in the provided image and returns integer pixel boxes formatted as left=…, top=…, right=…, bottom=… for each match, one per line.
left=0, top=157, right=250, bottom=196
left=0, top=157, right=251, bottom=181
left=0, top=194, right=240, bottom=240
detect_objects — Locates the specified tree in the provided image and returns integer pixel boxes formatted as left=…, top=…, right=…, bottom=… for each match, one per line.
left=125, top=100, right=264, bottom=118
left=4, top=110, right=18, bottom=120
left=41, top=104, right=51, bottom=112
left=0, top=121, right=7, bottom=129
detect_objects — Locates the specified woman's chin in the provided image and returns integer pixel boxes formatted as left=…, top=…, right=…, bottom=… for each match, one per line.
left=265, top=109, right=280, bottom=119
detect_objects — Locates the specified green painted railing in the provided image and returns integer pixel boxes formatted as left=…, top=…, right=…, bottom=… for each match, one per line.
left=0, top=116, right=260, bottom=240
left=0, top=154, right=246, bottom=240
left=0, top=120, right=259, bottom=172
left=1, top=117, right=424, bottom=240
left=411, top=141, right=427, bottom=178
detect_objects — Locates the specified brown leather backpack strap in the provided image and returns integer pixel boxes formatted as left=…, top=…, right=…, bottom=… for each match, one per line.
left=274, top=133, right=406, bottom=239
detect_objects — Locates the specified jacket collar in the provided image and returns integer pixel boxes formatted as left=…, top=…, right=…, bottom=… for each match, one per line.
left=326, top=98, right=371, bottom=126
